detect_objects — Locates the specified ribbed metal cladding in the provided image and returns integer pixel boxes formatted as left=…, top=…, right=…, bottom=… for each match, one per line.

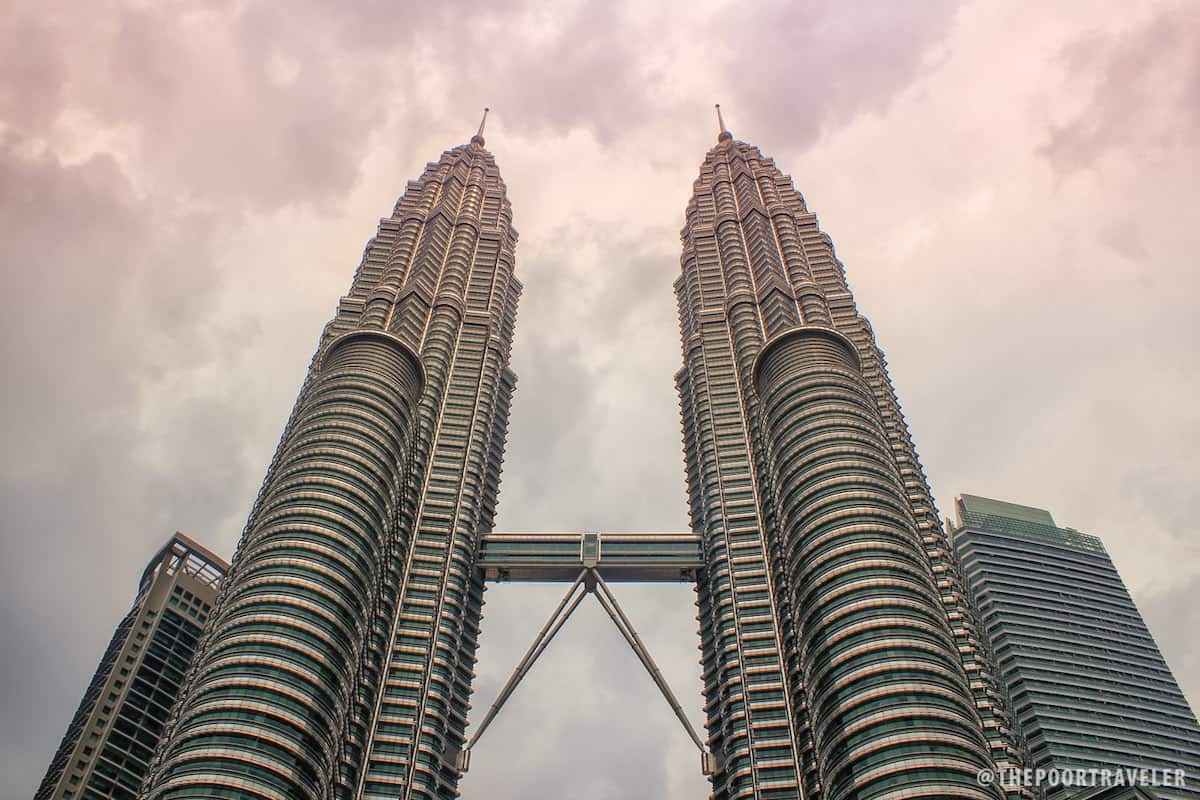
left=753, top=328, right=996, bottom=800
left=676, top=128, right=1014, bottom=800
left=354, top=140, right=519, bottom=800
left=139, top=136, right=520, bottom=800
left=676, top=135, right=813, bottom=800
left=146, top=331, right=424, bottom=800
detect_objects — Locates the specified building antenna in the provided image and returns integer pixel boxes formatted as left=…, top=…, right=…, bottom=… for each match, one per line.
left=472, top=107, right=490, bottom=146
left=715, top=103, right=731, bottom=141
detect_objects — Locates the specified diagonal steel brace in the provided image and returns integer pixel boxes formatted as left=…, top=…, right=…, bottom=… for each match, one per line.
left=456, top=568, right=715, bottom=776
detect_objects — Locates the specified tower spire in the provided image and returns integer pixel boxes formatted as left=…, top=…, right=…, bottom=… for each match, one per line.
left=471, top=107, right=490, bottom=148
left=715, top=103, right=732, bottom=143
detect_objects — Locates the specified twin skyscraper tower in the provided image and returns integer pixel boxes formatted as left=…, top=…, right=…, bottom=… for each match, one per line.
left=138, top=115, right=1016, bottom=800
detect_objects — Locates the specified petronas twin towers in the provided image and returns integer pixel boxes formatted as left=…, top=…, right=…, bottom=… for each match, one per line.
left=140, top=115, right=1016, bottom=800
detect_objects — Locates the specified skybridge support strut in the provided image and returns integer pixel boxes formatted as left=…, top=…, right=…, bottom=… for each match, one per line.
left=455, top=568, right=716, bottom=776
left=457, top=572, right=588, bottom=769
left=589, top=570, right=708, bottom=755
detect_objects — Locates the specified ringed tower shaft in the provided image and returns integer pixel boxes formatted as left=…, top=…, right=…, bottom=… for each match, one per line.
left=143, top=127, right=520, bottom=800
left=675, top=118, right=1015, bottom=800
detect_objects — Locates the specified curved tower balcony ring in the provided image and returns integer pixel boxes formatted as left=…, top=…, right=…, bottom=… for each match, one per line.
left=752, top=324, right=863, bottom=390
left=317, top=328, right=426, bottom=395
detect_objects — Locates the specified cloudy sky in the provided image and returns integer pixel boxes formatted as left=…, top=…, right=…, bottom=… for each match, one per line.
left=3, top=0, right=1199, bottom=797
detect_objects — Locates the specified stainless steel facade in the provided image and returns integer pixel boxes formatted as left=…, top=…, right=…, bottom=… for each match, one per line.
left=36, top=533, right=227, bottom=800
left=142, top=130, right=520, bottom=800
left=114, top=122, right=1038, bottom=800
left=674, top=124, right=1016, bottom=800
left=951, top=494, right=1200, bottom=800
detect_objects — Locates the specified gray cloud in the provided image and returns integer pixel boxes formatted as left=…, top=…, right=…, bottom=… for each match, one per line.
left=500, top=216, right=685, bottom=531
left=462, top=584, right=705, bottom=799
left=715, top=0, right=960, bottom=147
left=1142, top=576, right=1200, bottom=707
left=1042, top=2, right=1200, bottom=171
left=0, top=133, right=252, bottom=783
left=0, top=13, right=65, bottom=134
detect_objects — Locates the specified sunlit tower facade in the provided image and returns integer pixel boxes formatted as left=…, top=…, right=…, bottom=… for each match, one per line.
left=142, top=119, right=520, bottom=800
left=674, top=111, right=1017, bottom=800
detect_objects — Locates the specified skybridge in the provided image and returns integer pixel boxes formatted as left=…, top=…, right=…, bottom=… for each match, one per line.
left=460, top=530, right=717, bottom=776
left=477, top=530, right=703, bottom=582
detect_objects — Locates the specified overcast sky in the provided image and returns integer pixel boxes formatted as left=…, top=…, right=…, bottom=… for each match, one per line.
left=3, top=0, right=1199, bottom=797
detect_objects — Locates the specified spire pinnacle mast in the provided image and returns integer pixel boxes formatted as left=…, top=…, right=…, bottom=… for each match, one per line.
left=715, top=103, right=732, bottom=142
left=471, top=107, right=490, bottom=147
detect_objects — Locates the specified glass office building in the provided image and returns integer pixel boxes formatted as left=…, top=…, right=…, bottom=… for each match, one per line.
left=951, top=494, right=1200, bottom=800
left=35, top=534, right=227, bottom=800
